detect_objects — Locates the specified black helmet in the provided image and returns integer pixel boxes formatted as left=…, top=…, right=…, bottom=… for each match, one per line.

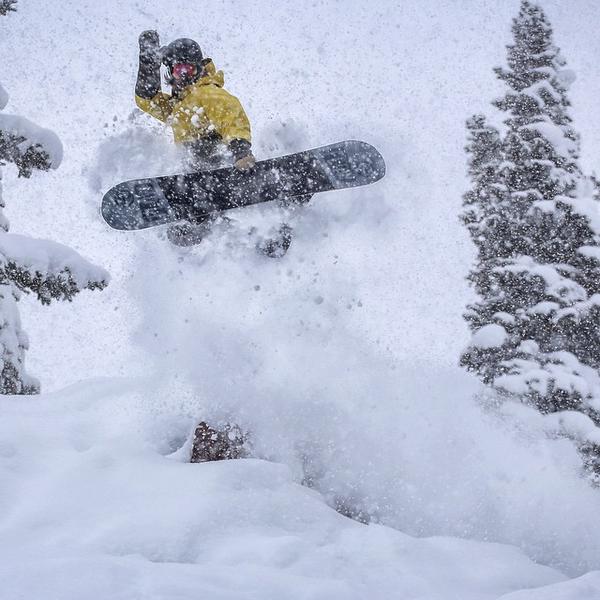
left=161, top=38, right=203, bottom=69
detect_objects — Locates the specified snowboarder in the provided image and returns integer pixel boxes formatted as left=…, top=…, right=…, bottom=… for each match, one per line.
left=135, top=31, right=260, bottom=246
left=135, top=31, right=296, bottom=253
left=136, top=32, right=255, bottom=173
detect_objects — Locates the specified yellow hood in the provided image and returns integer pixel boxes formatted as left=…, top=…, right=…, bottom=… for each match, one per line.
left=197, top=59, right=224, bottom=88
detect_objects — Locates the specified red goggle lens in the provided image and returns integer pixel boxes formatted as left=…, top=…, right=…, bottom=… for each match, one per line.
left=172, top=63, right=197, bottom=79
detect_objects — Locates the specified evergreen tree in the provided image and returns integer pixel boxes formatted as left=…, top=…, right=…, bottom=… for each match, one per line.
left=0, top=3, right=108, bottom=393
left=461, top=1, right=600, bottom=475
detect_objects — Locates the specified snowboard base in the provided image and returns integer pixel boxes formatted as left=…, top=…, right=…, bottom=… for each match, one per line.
left=101, top=140, right=385, bottom=232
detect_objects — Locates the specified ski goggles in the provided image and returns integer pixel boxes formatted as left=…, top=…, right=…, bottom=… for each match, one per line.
left=171, top=63, right=197, bottom=80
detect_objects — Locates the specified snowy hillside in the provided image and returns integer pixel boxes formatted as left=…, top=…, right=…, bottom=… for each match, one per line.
left=2, top=1, right=600, bottom=598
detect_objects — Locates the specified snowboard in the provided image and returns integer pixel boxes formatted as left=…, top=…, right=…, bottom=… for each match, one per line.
left=101, top=140, right=385, bottom=231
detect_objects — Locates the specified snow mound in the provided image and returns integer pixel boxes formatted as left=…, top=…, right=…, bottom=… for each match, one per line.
left=0, top=379, right=577, bottom=600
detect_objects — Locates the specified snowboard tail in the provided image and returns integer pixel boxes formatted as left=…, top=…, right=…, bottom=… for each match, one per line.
left=101, top=140, right=385, bottom=231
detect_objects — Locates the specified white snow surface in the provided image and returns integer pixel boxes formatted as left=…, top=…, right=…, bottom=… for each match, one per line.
left=471, top=323, right=508, bottom=348
left=2, top=1, right=600, bottom=598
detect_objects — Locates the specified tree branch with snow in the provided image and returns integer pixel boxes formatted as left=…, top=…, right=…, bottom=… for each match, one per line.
left=0, top=0, right=17, bottom=16
left=0, top=114, right=62, bottom=176
left=0, top=233, right=109, bottom=304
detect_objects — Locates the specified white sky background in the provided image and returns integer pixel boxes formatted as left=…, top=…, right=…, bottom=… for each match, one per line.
left=1, top=0, right=600, bottom=390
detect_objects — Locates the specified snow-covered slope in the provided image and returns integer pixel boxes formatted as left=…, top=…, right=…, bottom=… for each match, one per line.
left=2, top=1, right=600, bottom=598
left=0, top=380, right=595, bottom=600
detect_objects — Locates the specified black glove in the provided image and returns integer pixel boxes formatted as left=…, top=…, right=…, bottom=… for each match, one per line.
left=229, top=139, right=255, bottom=170
left=229, top=139, right=252, bottom=161
left=135, top=30, right=161, bottom=99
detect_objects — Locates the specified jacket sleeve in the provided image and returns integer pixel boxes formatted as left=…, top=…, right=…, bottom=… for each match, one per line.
left=202, top=89, right=252, bottom=143
left=135, top=93, right=173, bottom=123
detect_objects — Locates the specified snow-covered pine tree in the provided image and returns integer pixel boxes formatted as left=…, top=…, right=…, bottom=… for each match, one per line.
left=461, top=0, right=600, bottom=476
left=0, top=2, right=108, bottom=393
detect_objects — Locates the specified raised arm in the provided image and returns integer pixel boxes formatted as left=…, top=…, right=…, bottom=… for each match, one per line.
left=135, top=30, right=172, bottom=122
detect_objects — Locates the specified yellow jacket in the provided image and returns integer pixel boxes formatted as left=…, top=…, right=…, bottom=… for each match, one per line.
left=135, top=60, right=251, bottom=145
